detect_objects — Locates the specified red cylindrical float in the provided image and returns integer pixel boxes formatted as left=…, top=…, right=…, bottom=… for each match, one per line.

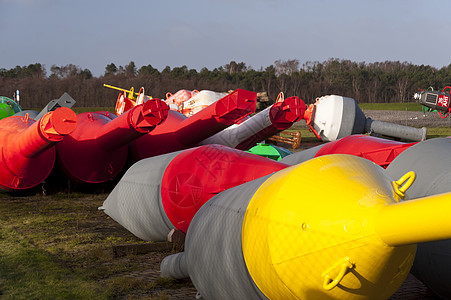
left=129, top=89, right=256, bottom=161
left=0, top=107, right=77, bottom=191
left=56, top=98, right=169, bottom=183
left=160, top=144, right=287, bottom=233
left=314, top=135, right=415, bottom=168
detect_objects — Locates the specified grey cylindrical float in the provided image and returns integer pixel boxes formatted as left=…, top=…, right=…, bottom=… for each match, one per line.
left=387, top=138, right=451, bottom=198
left=99, top=151, right=180, bottom=241
left=279, top=143, right=326, bottom=165
left=200, top=96, right=305, bottom=150
left=365, top=119, right=427, bottom=143
left=200, top=106, right=274, bottom=148
left=386, top=137, right=451, bottom=299
left=160, top=155, right=431, bottom=300
left=160, top=175, right=269, bottom=300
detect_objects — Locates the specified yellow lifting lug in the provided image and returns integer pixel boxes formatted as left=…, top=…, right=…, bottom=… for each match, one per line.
left=392, top=171, right=416, bottom=201
left=322, top=257, right=355, bottom=291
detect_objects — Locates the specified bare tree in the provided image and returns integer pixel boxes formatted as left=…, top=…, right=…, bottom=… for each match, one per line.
left=368, top=78, right=381, bottom=103
left=274, top=59, right=299, bottom=76
left=395, top=77, right=411, bottom=103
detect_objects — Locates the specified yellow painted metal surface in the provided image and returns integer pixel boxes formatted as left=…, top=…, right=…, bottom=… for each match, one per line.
left=241, top=154, right=416, bottom=300
left=376, top=191, right=451, bottom=246
left=103, top=84, right=147, bottom=100
left=392, top=171, right=415, bottom=201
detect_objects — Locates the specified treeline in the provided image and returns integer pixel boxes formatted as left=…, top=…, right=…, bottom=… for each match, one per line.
left=1, top=59, right=451, bottom=109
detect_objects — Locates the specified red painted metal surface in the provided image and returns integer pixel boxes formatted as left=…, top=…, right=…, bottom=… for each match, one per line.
left=129, top=89, right=257, bottom=161
left=159, top=136, right=413, bottom=234
left=235, top=96, right=306, bottom=150
left=164, top=135, right=409, bottom=234
left=270, top=96, right=306, bottom=129
left=160, top=144, right=287, bottom=233
left=56, top=98, right=169, bottom=183
left=315, top=135, right=416, bottom=168
left=0, top=107, right=77, bottom=191
left=115, top=90, right=136, bottom=116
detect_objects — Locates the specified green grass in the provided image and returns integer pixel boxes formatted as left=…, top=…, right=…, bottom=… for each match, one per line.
left=285, top=124, right=451, bottom=143
left=72, top=107, right=115, bottom=114
left=357, top=102, right=422, bottom=111
left=0, top=193, right=193, bottom=299
left=26, top=107, right=115, bottom=114
left=0, top=223, right=104, bottom=299
left=425, top=127, right=451, bottom=138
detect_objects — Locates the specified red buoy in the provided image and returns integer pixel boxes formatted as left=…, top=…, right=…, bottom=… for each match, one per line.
left=56, top=98, right=169, bottom=183
left=129, top=89, right=257, bottom=161
left=160, top=144, right=288, bottom=233
left=0, top=107, right=77, bottom=191
left=314, top=135, right=415, bottom=168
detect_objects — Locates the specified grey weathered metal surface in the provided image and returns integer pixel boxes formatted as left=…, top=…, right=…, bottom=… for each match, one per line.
left=387, top=137, right=451, bottom=299
left=160, top=176, right=269, bottom=300
left=100, top=151, right=181, bottom=241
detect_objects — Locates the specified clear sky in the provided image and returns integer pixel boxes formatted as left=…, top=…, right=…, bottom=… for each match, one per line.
left=1, top=0, right=450, bottom=77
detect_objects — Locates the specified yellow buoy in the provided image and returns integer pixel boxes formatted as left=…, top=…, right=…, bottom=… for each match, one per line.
left=242, top=155, right=415, bottom=299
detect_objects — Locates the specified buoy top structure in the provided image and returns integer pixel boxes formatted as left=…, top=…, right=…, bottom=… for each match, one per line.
left=0, top=96, right=22, bottom=120
left=0, top=107, right=77, bottom=191
left=0, top=103, right=15, bottom=119
left=168, top=90, right=226, bottom=117
left=164, top=89, right=199, bottom=113
left=103, top=84, right=153, bottom=116
left=247, top=143, right=292, bottom=161
left=305, top=95, right=427, bottom=142
left=56, top=98, right=169, bottom=184
left=161, top=154, right=451, bottom=299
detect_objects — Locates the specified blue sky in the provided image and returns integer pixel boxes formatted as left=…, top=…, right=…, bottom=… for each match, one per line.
left=1, top=0, right=450, bottom=76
